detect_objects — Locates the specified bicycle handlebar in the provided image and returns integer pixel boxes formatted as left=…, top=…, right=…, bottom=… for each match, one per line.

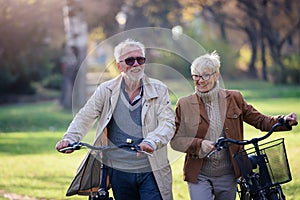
left=59, top=142, right=153, bottom=156
left=207, top=118, right=297, bottom=158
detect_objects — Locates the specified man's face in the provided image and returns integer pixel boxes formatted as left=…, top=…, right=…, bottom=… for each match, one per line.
left=118, top=46, right=145, bottom=82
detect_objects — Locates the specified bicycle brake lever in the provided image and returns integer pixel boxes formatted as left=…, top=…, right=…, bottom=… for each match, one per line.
left=59, top=146, right=73, bottom=152
left=206, top=149, right=217, bottom=158
left=134, top=145, right=153, bottom=157
left=59, top=142, right=82, bottom=152
left=137, top=150, right=153, bottom=157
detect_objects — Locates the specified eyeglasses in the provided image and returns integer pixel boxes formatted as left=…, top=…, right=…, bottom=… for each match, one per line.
left=191, top=72, right=216, bottom=81
left=120, top=56, right=146, bottom=66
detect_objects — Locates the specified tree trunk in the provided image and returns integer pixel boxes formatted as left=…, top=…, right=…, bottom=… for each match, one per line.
left=259, top=2, right=268, bottom=81
left=261, top=37, right=267, bottom=81
left=219, top=19, right=227, bottom=41
left=60, top=0, right=88, bottom=110
left=245, top=26, right=258, bottom=78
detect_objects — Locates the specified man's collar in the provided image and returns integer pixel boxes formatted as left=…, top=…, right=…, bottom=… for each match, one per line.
left=121, top=78, right=143, bottom=105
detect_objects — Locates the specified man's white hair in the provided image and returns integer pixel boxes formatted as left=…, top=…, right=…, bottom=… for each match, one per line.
left=114, top=38, right=145, bottom=62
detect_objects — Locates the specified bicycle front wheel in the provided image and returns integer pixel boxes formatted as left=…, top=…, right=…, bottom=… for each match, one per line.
left=267, top=187, right=286, bottom=200
left=238, top=182, right=254, bottom=200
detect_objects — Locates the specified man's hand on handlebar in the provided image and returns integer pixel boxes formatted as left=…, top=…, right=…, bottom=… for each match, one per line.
left=55, top=140, right=73, bottom=153
left=138, top=142, right=154, bottom=157
left=284, top=112, right=298, bottom=126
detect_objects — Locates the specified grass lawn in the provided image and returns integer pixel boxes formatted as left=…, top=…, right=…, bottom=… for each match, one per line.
left=0, top=80, right=299, bottom=200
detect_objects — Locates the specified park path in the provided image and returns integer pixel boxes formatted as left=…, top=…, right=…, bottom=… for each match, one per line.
left=0, top=190, right=43, bottom=200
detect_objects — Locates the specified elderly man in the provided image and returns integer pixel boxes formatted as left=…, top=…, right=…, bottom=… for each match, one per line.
left=56, top=38, right=175, bottom=200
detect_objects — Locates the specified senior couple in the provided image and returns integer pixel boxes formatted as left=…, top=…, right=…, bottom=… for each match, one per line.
left=56, top=38, right=298, bottom=200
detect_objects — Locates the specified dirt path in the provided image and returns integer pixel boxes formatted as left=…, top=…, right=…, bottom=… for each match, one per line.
left=0, top=190, right=42, bottom=200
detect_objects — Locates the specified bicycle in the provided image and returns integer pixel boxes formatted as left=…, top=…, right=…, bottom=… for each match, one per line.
left=60, top=140, right=153, bottom=200
left=207, top=118, right=297, bottom=200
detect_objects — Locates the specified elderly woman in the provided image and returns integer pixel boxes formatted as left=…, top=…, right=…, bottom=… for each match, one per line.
left=170, top=51, right=297, bottom=200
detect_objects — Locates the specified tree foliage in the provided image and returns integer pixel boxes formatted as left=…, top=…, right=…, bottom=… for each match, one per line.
left=1, top=0, right=299, bottom=101
left=121, top=0, right=182, bottom=29
left=179, top=0, right=300, bottom=83
left=0, top=0, right=122, bottom=97
left=0, top=0, right=64, bottom=95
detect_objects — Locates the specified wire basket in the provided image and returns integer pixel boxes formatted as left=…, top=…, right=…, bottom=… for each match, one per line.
left=234, top=138, right=292, bottom=185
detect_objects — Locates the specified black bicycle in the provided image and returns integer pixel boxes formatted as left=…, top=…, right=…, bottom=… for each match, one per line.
left=207, top=118, right=297, bottom=200
left=60, top=141, right=153, bottom=200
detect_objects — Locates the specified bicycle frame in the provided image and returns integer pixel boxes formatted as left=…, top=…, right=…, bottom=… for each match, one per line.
left=209, top=118, right=296, bottom=200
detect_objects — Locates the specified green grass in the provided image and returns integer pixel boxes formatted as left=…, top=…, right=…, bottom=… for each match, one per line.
left=0, top=132, right=84, bottom=199
left=0, top=101, right=72, bottom=133
left=223, top=79, right=300, bottom=99
left=0, top=80, right=299, bottom=200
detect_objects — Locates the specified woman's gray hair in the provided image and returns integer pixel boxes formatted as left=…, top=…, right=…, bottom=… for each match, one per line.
left=191, top=50, right=221, bottom=74
left=114, top=38, right=145, bottom=62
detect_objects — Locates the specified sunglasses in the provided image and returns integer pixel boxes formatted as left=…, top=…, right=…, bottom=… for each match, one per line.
left=120, top=56, right=146, bottom=66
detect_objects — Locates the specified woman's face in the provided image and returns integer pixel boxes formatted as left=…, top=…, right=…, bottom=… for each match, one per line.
left=192, top=68, right=219, bottom=93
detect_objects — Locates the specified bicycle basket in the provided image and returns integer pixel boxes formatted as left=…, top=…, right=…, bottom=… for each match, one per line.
left=234, top=138, right=292, bottom=185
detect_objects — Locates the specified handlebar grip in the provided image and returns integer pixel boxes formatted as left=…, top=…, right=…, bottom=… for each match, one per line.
left=280, top=116, right=298, bottom=127
left=292, top=121, right=298, bottom=126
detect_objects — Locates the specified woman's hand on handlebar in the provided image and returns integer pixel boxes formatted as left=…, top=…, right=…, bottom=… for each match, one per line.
left=55, top=140, right=73, bottom=154
left=284, top=112, right=298, bottom=126
left=201, top=140, right=216, bottom=155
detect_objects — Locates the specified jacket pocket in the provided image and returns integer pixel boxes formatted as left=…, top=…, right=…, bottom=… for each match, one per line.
left=226, top=107, right=242, bottom=119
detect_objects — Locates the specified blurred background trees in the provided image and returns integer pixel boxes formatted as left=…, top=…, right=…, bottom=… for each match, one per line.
left=0, top=0, right=299, bottom=106
left=0, top=0, right=63, bottom=95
